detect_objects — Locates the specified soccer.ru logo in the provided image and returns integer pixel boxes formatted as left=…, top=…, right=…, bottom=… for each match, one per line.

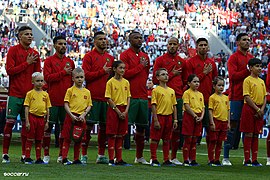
left=3, top=172, right=29, bottom=177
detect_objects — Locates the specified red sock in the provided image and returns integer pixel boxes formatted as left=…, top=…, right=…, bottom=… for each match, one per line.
left=171, top=130, right=180, bottom=160
left=35, top=140, right=42, bottom=160
left=62, top=139, right=71, bottom=159
left=74, top=142, right=81, bottom=161
left=251, top=136, right=259, bottom=162
left=25, top=139, right=33, bottom=159
left=135, top=133, right=145, bottom=158
left=244, top=136, right=252, bottom=162
left=43, top=129, right=51, bottom=156
left=108, top=136, right=116, bottom=161
left=2, top=120, right=15, bottom=154
left=58, top=133, right=64, bottom=157
left=150, top=141, right=159, bottom=160
left=208, top=140, right=215, bottom=162
left=115, top=136, right=123, bottom=162
left=98, top=124, right=107, bottom=156
left=215, top=140, right=223, bottom=161
left=81, top=128, right=91, bottom=156
left=190, top=137, right=197, bottom=161
left=183, top=137, right=192, bottom=161
left=163, top=140, right=170, bottom=162
left=21, top=134, right=27, bottom=156
left=267, top=132, right=270, bottom=157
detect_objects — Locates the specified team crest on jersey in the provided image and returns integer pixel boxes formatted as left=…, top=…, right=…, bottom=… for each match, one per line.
left=178, top=61, right=181, bottom=65
left=56, top=63, right=60, bottom=67
left=166, top=61, right=170, bottom=65
left=73, top=94, right=76, bottom=97
left=84, top=96, right=87, bottom=99
left=125, top=87, right=127, bottom=90
left=200, top=98, right=202, bottom=101
left=8, top=108, right=11, bottom=115
left=66, top=62, right=70, bottom=67
left=197, top=64, right=201, bottom=68
left=106, top=58, right=110, bottom=62
left=43, top=97, right=46, bottom=101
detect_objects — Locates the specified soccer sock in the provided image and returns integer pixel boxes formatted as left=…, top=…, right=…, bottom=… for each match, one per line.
left=183, top=137, right=192, bottom=161
left=251, top=136, right=258, bottom=162
left=107, top=136, right=116, bottom=161
left=162, top=140, right=170, bottom=162
left=267, top=132, right=270, bottom=157
left=135, top=133, right=145, bottom=158
left=25, top=139, right=33, bottom=159
left=43, top=129, right=51, bottom=156
left=62, top=139, right=71, bottom=160
left=35, top=140, right=42, bottom=160
left=150, top=140, right=159, bottom=161
left=21, top=134, right=27, bottom=156
left=215, top=140, right=223, bottom=161
left=74, top=142, right=81, bottom=161
left=98, top=124, right=106, bottom=156
left=58, top=133, right=64, bottom=157
left=81, top=128, right=91, bottom=156
left=243, top=136, right=252, bottom=162
left=190, top=137, right=197, bottom=161
left=171, top=130, right=180, bottom=160
left=2, top=120, right=15, bottom=154
left=115, top=136, right=123, bottom=162
left=208, top=140, right=216, bottom=162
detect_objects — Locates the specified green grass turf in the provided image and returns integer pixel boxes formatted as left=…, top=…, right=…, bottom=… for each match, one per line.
left=0, top=133, right=269, bottom=179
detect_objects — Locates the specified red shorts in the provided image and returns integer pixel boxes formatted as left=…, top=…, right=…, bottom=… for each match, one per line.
left=21, top=121, right=27, bottom=137
left=182, top=112, right=202, bottom=137
left=62, top=113, right=86, bottom=140
left=150, top=114, right=173, bottom=141
left=208, top=118, right=228, bottom=141
left=240, top=104, right=264, bottom=134
left=26, top=113, right=45, bottom=140
left=106, top=106, right=128, bottom=135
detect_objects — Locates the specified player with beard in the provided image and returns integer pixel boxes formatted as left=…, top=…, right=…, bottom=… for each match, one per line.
left=186, top=37, right=217, bottom=155
left=2, top=26, right=41, bottom=163
left=82, top=31, right=113, bottom=164
left=120, top=31, right=150, bottom=165
left=222, top=33, right=253, bottom=166
left=42, top=36, right=75, bottom=163
left=153, top=37, right=186, bottom=165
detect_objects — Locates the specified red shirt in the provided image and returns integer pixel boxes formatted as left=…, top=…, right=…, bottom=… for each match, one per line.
left=227, top=49, right=253, bottom=101
left=120, top=48, right=150, bottom=99
left=6, top=44, right=41, bottom=98
left=82, top=49, right=114, bottom=101
left=186, top=54, right=218, bottom=103
left=153, top=53, right=187, bottom=98
left=43, top=54, right=75, bottom=106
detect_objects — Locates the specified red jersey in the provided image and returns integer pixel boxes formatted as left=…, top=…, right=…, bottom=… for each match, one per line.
left=227, top=49, right=253, bottom=101
left=6, top=44, right=41, bottom=98
left=186, top=54, right=218, bottom=103
left=153, top=53, right=187, bottom=98
left=43, top=53, right=75, bottom=106
left=82, top=48, right=114, bottom=101
left=120, top=48, right=150, bottom=99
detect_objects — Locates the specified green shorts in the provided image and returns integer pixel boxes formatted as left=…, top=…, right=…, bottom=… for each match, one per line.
left=128, top=98, right=148, bottom=127
left=176, top=98, right=183, bottom=121
left=202, top=104, right=209, bottom=127
left=86, top=101, right=107, bottom=124
left=49, top=106, right=67, bottom=125
left=6, top=96, right=25, bottom=120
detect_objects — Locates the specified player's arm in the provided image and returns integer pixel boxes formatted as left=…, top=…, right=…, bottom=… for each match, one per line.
left=151, top=103, right=160, bottom=130
left=43, top=59, right=71, bottom=82
left=25, top=106, right=30, bottom=131
left=208, top=108, right=215, bottom=131
left=184, top=103, right=197, bottom=119
left=227, top=55, right=250, bottom=82
left=173, top=105, right=178, bottom=130
left=64, top=102, right=78, bottom=122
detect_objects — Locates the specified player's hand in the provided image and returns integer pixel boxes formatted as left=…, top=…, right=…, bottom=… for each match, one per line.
left=172, top=66, right=182, bottom=76
left=26, top=53, right=38, bottom=64
left=210, top=123, right=215, bottom=131
left=203, top=63, right=212, bottom=75
left=26, top=121, right=30, bottom=132
left=140, top=57, right=148, bottom=67
left=173, top=122, right=178, bottom=130
left=44, top=122, right=49, bottom=131
left=227, top=123, right=231, bottom=130
left=257, top=109, right=264, bottom=119
left=103, top=62, right=112, bottom=74
left=122, top=111, right=127, bottom=119
left=154, top=120, right=161, bottom=130
left=64, top=64, right=73, bottom=75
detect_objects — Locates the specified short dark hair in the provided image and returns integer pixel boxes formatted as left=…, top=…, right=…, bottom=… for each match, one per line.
left=94, top=31, right=105, bottom=39
left=155, top=68, right=167, bottom=77
left=248, top=58, right=262, bottom=67
left=53, top=36, right=66, bottom=44
left=213, top=76, right=224, bottom=86
left=18, top=26, right=32, bottom=33
left=196, top=38, right=208, bottom=45
left=236, top=33, right=248, bottom=42
left=187, top=74, right=198, bottom=83
left=128, top=30, right=141, bottom=41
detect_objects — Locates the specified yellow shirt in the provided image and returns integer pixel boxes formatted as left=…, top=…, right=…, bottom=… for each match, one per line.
left=243, top=76, right=266, bottom=105
left=209, top=93, right=230, bottom=121
left=24, top=89, right=52, bottom=116
left=64, top=86, right=92, bottom=114
left=105, top=77, right=131, bottom=105
left=183, top=88, right=204, bottom=113
left=151, top=86, right=177, bottom=115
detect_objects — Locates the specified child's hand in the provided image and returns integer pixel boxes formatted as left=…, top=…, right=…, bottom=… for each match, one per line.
left=122, top=111, right=127, bottom=119
left=44, top=122, right=49, bottom=131
left=117, top=112, right=125, bottom=120
left=257, top=109, right=263, bottom=118
left=173, top=122, right=178, bottom=130
left=210, top=123, right=215, bottom=131
left=154, top=120, right=161, bottom=130
left=26, top=121, right=30, bottom=132
left=71, top=115, right=79, bottom=122
left=78, top=114, right=85, bottom=122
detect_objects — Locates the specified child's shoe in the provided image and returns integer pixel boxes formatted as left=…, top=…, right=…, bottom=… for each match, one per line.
left=222, top=158, right=232, bottom=166
left=57, top=156, right=62, bottom=163
left=43, top=156, right=50, bottom=164
left=21, top=155, right=25, bottom=163
left=2, top=154, right=10, bottom=163
left=115, top=160, right=132, bottom=166
left=163, top=160, right=176, bottom=167
left=214, top=160, right=222, bottom=166
left=208, top=160, right=217, bottom=167
left=252, top=160, right=262, bottom=167
left=25, top=158, right=34, bottom=165
left=96, top=156, right=109, bottom=164
left=134, top=157, right=150, bottom=165
left=190, top=160, right=200, bottom=166
left=171, top=158, right=182, bottom=165
left=35, top=158, right=46, bottom=164
left=108, top=159, right=116, bottom=166
left=150, top=159, right=161, bottom=167
left=81, top=155, right=88, bottom=164
left=73, top=159, right=83, bottom=165
left=62, top=158, right=72, bottom=165
left=183, top=160, right=190, bottom=166
left=243, top=159, right=253, bottom=167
